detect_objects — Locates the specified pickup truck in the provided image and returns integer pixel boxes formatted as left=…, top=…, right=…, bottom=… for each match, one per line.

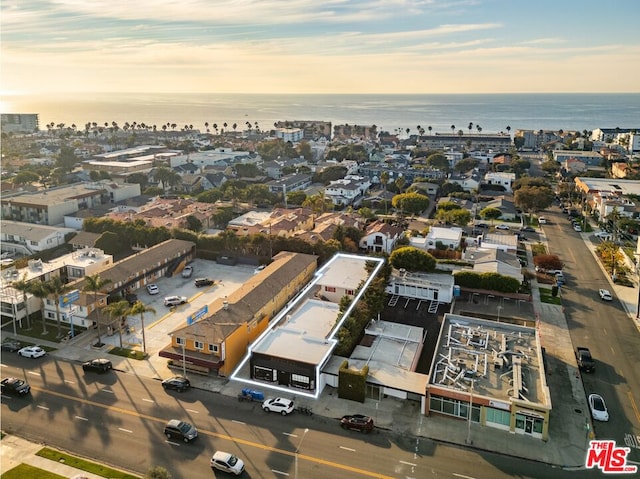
left=576, top=347, right=595, bottom=372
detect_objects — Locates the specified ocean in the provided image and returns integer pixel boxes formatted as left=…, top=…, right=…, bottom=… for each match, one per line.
left=2, top=92, right=639, bottom=136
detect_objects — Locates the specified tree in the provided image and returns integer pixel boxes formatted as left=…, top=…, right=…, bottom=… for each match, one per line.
left=104, top=300, right=131, bottom=348
left=533, top=254, right=563, bottom=271
left=514, top=136, right=525, bottom=150
left=29, top=280, right=51, bottom=334
left=44, top=276, right=73, bottom=338
left=514, top=186, right=554, bottom=218
left=479, top=207, right=502, bottom=223
left=286, top=190, right=307, bottom=206
left=454, top=158, right=479, bottom=173
left=426, top=153, right=449, bottom=172
left=389, top=246, right=436, bottom=272
left=154, top=167, right=181, bottom=192
left=128, top=301, right=156, bottom=354
left=11, top=275, right=33, bottom=329
left=436, top=208, right=471, bottom=226
left=12, top=171, right=40, bottom=185
left=391, top=192, right=430, bottom=215
left=82, top=274, right=112, bottom=346
left=185, top=215, right=202, bottom=232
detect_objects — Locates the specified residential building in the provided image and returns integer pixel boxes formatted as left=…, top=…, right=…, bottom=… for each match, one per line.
left=359, top=220, right=404, bottom=254
left=552, top=150, right=603, bottom=167
left=484, top=172, right=515, bottom=193
left=265, top=173, right=313, bottom=195
left=1, top=113, right=39, bottom=133
left=1, top=220, right=73, bottom=256
left=324, top=175, right=371, bottom=207
left=464, top=248, right=523, bottom=283
left=385, top=269, right=456, bottom=305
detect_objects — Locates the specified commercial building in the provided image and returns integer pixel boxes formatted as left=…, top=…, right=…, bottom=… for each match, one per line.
left=426, top=313, right=551, bottom=440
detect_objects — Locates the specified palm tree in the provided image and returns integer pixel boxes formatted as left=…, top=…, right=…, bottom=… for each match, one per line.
left=104, top=300, right=131, bottom=348
left=29, top=280, right=50, bottom=334
left=468, top=122, right=473, bottom=134
left=44, top=277, right=73, bottom=338
left=129, top=301, right=156, bottom=354
left=11, top=275, right=33, bottom=330
left=450, top=125, right=455, bottom=135
left=83, top=274, right=112, bottom=346
left=428, top=126, right=432, bottom=135
left=506, top=125, right=511, bottom=136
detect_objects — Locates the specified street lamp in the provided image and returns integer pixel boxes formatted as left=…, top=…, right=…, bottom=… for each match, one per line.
left=466, top=380, right=474, bottom=445
left=294, top=428, right=309, bottom=479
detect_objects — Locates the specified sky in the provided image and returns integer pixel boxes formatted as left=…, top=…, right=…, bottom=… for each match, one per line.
left=1, top=0, right=640, bottom=96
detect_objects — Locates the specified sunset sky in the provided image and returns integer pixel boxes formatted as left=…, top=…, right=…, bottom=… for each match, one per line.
left=1, top=0, right=639, bottom=96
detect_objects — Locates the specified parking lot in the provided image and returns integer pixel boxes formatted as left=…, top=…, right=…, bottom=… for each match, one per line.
left=102, top=259, right=256, bottom=353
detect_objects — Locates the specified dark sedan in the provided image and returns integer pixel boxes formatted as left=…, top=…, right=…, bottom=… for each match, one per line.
left=82, top=358, right=113, bottom=373
left=1, top=377, right=31, bottom=396
left=194, top=277, right=214, bottom=287
left=340, top=414, right=374, bottom=433
left=162, top=376, right=191, bottom=392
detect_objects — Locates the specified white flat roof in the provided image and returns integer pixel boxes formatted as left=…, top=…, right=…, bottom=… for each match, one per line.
left=315, top=255, right=370, bottom=290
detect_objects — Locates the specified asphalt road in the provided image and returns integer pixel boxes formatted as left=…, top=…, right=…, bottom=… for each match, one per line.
left=542, top=207, right=640, bottom=464
left=0, top=353, right=600, bottom=479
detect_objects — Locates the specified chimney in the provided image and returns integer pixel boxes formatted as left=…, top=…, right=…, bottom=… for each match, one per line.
left=223, top=296, right=228, bottom=310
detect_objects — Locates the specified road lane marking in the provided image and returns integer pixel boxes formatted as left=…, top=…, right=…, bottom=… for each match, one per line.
left=283, top=432, right=298, bottom=438
left=340, top=446, right=356, bottom=452
left=118, top=428, right=133, bottom=433
left=31, top=386, right=395, bottom=479
left=74, top=416, right=88, bottom=421
left=37, top=405, right=49, bottom=410
left=142, top=398, right=154, bottom=403
left=232, top=420, right=246, bottom=425
left=400, top=460, right=417, bottom=466
left=64, top=380, right=75, bottom=385
left=101, top=388, right=114, bottom=393
left=272, top=470, right=289, bottom=476
left=629, top=391, right=640, bottom=423
left=28, top=371, right=41, bottom=376
left=453, top=474, right=477, bottom=479
left=185, top=408, right=199, bottom=414
left=165, top=440, right=181, bottom=446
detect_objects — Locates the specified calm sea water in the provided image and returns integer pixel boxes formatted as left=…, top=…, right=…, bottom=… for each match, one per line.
left=2, top=92, right=639, bottom=136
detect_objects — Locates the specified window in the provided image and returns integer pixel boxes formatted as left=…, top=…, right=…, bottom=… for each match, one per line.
left=176, top=337, right=185, bottom=345
left=208, top=344, right=219, bottom=353
left=325, top=286, right=336, bottom=293
left=429, top=395, right=480, bottom=421
left=486, top=407, right=511, bottom=426
left=194, top=341, right=203, bottom=350
left=254, top=366, right=274, bottom=382
left=346, top=289, right=355, bottom=296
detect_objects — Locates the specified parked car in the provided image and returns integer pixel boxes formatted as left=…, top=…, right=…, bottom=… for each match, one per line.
left=538, top=217, right=548, bottom=224
left=82, top=358, right=113, bottom=373
left=254, top=264, right=266, bottom=274
left=18, top=346, right=46, bottom=358
left=210, top=451, right=245, bottom=476
left=573, top=224, right=582, bottom=232
left=475, top=223, right=488, bottom=228
left=262, top=397, right=294, bottom=415
left=164, top=295, right=187, bottom=307
left=161, top=376, right=191, bottom=392
left=495, top=224, right=510, bottom=230
left=340, top=414, right=374, bottom=433
left=588, top=393, right=609, bottom=422
left=194, top=277, right=214, bottom=287
left=520, top=226, right=535, bottom=233
left=598, top=289, right=613, bottom=301
left=146, top=284, right=159, bottom=295
left=555, top=272, right=566, bottom=285
left=164, top=419, right=198, bottom=443
left=1, top=377, right=31, bottom=396
left=576, top=347, right=595, bottom=372
left=181, top=265, right=193, bottom=278
left=1, top=340, right=21, bottom=352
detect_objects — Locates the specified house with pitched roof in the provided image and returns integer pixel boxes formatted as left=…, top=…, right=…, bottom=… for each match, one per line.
left=359, top=220, right=404, bottom=254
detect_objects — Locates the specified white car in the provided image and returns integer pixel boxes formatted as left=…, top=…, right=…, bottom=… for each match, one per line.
left=599, top=289, right=612, bottom=301
left=589, top=393, right=609, bottom=422
left=262, top=397, right=294, bottom=415
left=573, top=224, right=582, bottom=232
left=495, top=224, right=510, bottom=230
left=538, top=217, right=547, bottom=224
left=164, top=295, right=187, bottom=307
left=18, top=346, right=46, bottom=358
left=181, top=265, right=193, bottom=278
left=210, top=451, right=245, bottom=476
left=254, top=264, right=266, bottom=274
left=146, top=284, right=159, bottom=295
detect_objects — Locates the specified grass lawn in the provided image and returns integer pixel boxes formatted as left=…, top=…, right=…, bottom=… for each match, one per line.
left=36, top=448, right=140, bottom=479
left=539, top=287, right=562, bottom=305
left=1, top=464, right=66, bottom=479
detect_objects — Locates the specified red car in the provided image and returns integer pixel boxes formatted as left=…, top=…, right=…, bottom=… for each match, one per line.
left=340, top=414, right=374, bottom=433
